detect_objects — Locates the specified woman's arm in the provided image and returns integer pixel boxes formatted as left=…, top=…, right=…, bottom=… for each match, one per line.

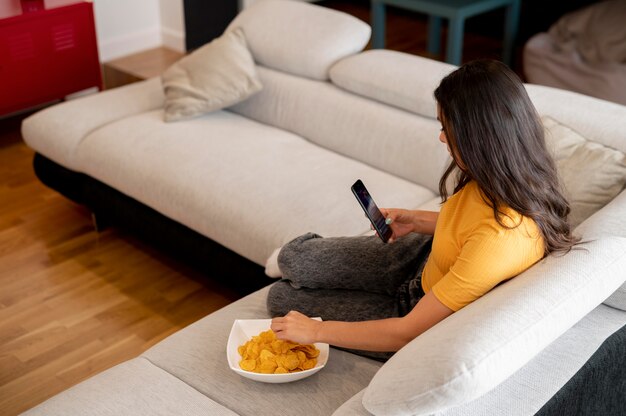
left=270, top=291, right=454, bottom=351
left=380, top=209, right=439, bottom=241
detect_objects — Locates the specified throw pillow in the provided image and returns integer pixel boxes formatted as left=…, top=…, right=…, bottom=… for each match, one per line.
left=161, top=28, right=262, bottom=122
left=543, top=116, right=626, bottom=227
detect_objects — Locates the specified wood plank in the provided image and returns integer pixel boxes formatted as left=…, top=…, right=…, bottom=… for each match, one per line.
left=105, top=46, right=184, bottom=79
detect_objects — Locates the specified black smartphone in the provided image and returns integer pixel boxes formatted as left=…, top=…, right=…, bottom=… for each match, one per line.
left=351, top=179, right=393, bottom=243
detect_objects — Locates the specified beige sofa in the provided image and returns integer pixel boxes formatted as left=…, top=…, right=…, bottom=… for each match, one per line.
left=21, top=1, right=626, bottom=415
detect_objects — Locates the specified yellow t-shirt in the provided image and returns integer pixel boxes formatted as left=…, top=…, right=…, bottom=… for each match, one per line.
left=421, top=181, right=545, bottom=311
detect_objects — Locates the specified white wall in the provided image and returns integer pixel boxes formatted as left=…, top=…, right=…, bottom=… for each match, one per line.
left=92, top=0, right=184, bottom=62
left=93, top=0, right=315, bottom=62
left=159, top=0, right=185, bottom=53
left=93, top=0, right=161, bottom=61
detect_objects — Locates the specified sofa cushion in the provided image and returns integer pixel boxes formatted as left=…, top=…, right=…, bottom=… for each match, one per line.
left=231, top=66, right=450, bottom=194
left=142, top=285, right=383, bottom=416
left=226, top=0, right=370, bottom=81
left=22, top=358, right=238, bottom=416
left=604, top=286, right=626, bottom=312
left=362, top=236, right=626, bottom=415
left=543, top=116, right=626, bottom=227
left=333, top=389, right=369, bottom=416
left=329, top=50, right=456, bottom=119
left=74, top=109, right=436, bottom=265
left=21, top=78, right=164, bottom=171
left=161, top=28, right=262, bottom=122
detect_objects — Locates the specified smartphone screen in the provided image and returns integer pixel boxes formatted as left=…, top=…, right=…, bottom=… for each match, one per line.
left=351, top=179, right=393, bottom=243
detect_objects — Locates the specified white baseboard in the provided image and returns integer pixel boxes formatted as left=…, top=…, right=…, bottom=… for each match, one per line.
left=99, top=27, right=162, bottom=62
left=161, top=27, right=185, bottom=53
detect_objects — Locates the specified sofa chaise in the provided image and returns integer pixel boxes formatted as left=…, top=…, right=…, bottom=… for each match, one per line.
left=20, top=1, right=626, bottom=415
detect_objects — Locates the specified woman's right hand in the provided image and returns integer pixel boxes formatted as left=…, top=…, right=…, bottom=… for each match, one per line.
left=377, top=208, right=439, bottom=242
left=379, top=208, right=417, bottom=243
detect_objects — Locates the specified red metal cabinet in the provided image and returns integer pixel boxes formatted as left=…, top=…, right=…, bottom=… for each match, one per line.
left=0, top=0, right=102, bottom=116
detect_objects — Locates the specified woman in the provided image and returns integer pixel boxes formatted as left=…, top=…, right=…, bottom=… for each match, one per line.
left=267, top=59, right=579, bottom=360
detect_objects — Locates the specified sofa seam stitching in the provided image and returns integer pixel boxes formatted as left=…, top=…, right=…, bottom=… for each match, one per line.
left=138, top=356, right=232, bottom=411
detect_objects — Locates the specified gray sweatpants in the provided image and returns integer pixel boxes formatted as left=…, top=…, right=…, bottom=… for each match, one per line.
left=266, top=232, right=432, bottom=361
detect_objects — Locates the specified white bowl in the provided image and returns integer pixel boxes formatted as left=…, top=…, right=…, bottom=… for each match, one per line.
left=226, top=318, right=329, bottom=383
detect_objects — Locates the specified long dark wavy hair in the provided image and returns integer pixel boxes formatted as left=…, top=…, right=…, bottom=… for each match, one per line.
left=434, top=59, right=579, bottom=255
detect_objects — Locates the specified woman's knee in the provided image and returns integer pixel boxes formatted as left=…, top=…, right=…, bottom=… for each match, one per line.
left=277, top=232, right=321, bottom=277
left=266, top=281, right=297, bottom=317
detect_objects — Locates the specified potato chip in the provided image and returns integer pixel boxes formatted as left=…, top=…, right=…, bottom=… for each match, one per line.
left=302, top=359, right=316, bottom=370
left=274, top=366, right=288, bottom=374
left=293, top=344, right=320, bottom=358
left=283, top=352, right=300, bottom=371
left=271, top=340, right=289, bottom=354
left=259, top=331, right=275, bottom=342
left=258, top=360, right=278, bottom=374
left=259, top=349, right=275, bottom=363
left=237, top=329, right=319, bottom=374
left=239, top=359, right=256, bottom=372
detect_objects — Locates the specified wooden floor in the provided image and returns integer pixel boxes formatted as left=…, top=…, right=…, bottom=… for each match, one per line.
left=0, top=115, right=240, bottom=414
left=0, top=2, right=516, bottom=414
left=103, top=46, right=184, bottom=89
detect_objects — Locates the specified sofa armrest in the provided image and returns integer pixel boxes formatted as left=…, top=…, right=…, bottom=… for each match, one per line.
left=21, top=77, right=164, bottom=171
left=575, top=189, right=626, bottom=240
left=363, top=236, right=626, bottom=416
left=575, top=189, right=626, bottom=311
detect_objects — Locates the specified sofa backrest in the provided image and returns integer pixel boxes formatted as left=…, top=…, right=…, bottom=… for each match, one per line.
left=329, top=49, right=457, bottom=119
left=229, top=66, right=450, bottom=193
left=224, top=0, right=450, bottom=193
left=526, top=83, right=626, bottom=154
left=228, top=0, right=626, bottom=220
left=226, top=0, right=370, bottom=81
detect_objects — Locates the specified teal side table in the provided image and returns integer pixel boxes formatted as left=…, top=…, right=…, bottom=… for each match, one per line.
left=371, top=0, right=521, bottom=65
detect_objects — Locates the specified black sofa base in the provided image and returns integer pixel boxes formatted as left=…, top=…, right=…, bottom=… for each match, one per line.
left=33, top=153, right=272, bottom=296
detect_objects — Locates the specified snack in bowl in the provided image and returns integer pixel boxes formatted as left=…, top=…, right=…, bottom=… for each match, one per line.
left=237, top=329, right=319, bottom=374
left=226, top=318, right=329, bottom=383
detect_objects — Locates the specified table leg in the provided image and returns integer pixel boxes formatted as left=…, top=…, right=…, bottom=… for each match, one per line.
left=446, top=17, right=465, bottom=65
left=371, top=1, right=386, bottom=49
left=502, top=0, right=521, bottom=66
left=427, top=15, right=442, bottom=55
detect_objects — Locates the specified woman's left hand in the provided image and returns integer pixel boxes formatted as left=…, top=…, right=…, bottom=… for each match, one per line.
left=270, top=311, right=322, bottom=345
